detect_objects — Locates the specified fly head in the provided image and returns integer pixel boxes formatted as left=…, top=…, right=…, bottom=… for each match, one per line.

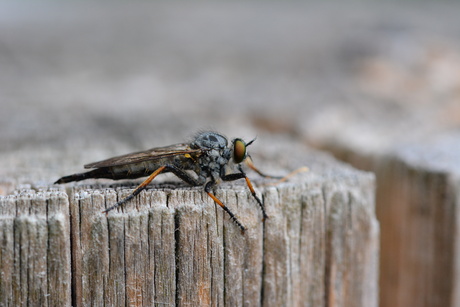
left=231, top=137, right=255, bottom=164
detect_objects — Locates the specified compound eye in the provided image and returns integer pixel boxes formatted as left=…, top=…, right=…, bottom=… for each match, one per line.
left=233, top=139, right=247, bottom=164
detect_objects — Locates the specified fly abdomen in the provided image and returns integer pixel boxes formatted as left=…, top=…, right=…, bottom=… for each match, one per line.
left=108, top=162, right=163, bottom=180
left=54, top=168, right=114, bottom=184
left=55, top=162, right=158, bottom=184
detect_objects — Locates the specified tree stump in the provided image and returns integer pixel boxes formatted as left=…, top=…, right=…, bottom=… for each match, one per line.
left=0, top=145, right=379, bottom=306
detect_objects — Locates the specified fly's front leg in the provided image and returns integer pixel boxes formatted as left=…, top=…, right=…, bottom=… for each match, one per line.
left=246, top=155, right=308, bottom=184
left=205, top=180, right=245, bottom=233
left=222, top=165, right=268, bottom=220
left=245, top=155, right=283, bottom=179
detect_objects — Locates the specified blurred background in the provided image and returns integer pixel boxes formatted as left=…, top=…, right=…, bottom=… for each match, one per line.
left=1, top=2, right=458, bottom=181
left=1, top=2, right=460, bottom=307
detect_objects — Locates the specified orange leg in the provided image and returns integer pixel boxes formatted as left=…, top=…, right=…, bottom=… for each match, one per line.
left=103, top=166, right=166, bottom=213
left=221, top=168, right=268, bottom=221
left=243, top=176, right=268, bottom=220
left=246, top=156, right=308, bottom=185
left=245, top=156, right=282, bottom=179
left=206, top=192, right=245, bottom=233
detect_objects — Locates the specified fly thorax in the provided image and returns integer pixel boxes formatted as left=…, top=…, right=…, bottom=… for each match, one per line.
left=193, top=132, right=231, bottom=179
left=198, top=148, right=227, bottom=176
left=209, top=149, right=227, bottom=169
left=192, top=132, right=228, bottom=149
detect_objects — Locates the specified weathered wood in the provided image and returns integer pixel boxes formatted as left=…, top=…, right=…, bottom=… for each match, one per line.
left=375, top=141, right=460, bottom=307
left=0, top=152, right=378, bottom=307
left=315, top=138, right=460, bottom=307
left=62, top=157, right=378, bottom=307
left=0, top=189, right=71, bottom=306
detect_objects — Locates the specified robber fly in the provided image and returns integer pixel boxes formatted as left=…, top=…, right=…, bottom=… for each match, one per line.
left=55, top=131, right=280, bottom=232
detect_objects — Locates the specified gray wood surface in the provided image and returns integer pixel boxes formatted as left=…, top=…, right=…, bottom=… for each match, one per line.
left=328, top=136, right=460, bottom=307
left=0, top=145, right=378, bottom=306
left=375, top=138, right=460, bottom=307
left=0, top=189, right=71, bottom=306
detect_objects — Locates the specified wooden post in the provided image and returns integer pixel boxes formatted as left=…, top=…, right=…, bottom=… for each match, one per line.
left=0, top=157, right=378, bottom=306
left=0, top=189, right=71, bottom=306
left=317, top=132, right=460, bottom=307
left=375, top=143, right=460, bottom=307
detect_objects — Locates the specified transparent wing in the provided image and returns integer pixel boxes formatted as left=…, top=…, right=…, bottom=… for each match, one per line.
left=84, top=143, right=201, bottom=169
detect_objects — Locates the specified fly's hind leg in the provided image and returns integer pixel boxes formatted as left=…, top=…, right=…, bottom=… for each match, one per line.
left=103, top=166, right=167, bottom=213
left=104, top=164, right=246, bottom=232
left=104, top=165, right=202, bottom=214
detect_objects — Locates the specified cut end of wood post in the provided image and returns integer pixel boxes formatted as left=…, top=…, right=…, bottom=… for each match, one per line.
left=1, top=148, right=378, bottom=307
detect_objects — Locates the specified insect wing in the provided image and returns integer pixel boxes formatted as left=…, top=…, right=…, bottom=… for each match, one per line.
left=84, top=143, right=202, bottom=169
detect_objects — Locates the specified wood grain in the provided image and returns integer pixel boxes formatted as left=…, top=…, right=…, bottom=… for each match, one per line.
left=320, top=132, right=460, bottom=307
left=0, top=190, right=71, bottom=306
left=0, top=158, right=378, bottom=306
left=63, top=163, right=377, bottom=306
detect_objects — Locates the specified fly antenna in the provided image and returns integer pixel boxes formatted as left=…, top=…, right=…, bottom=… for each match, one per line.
left=246, top=136, right=257, bottom=146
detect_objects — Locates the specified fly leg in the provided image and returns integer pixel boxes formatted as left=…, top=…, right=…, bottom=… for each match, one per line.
left=222, top=165, right=268, bottom=220
left=205, top=180, right=245, bottom=233
left=103, top=166, right=167, bottom=213
left=245, top=155, right=282, bottom=179
left=161, top=166, right=246, bottom=232
left=246, top=155, right=308, bottom=184
left=104, top=165, right=203, bottom=214
left=165, top=167, right=246, bottom=232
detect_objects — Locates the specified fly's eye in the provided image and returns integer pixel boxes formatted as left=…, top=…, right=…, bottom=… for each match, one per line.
left=233, top=139, right=247, bottom=164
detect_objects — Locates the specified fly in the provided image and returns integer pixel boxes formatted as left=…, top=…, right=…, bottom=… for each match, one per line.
left=55, top=131, right=281, bottom=232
